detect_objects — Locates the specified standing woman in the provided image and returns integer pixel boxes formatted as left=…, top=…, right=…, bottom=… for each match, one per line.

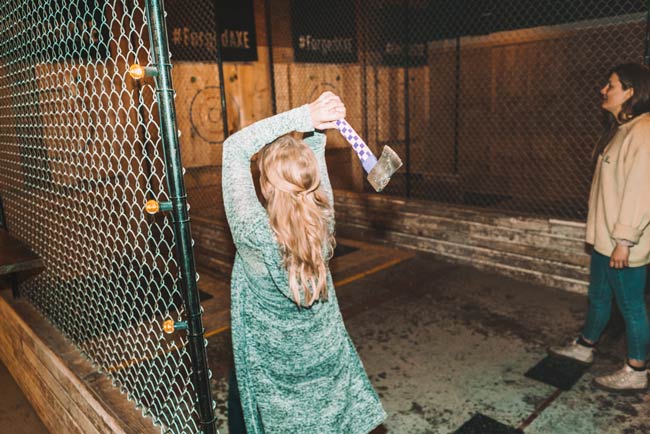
left=549, top=63, right=650, bottom=392
left=222, top=91, right=386, bottom=433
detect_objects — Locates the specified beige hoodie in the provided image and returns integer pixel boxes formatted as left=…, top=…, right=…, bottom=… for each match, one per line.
left=586, top=113, right=650, bottom=266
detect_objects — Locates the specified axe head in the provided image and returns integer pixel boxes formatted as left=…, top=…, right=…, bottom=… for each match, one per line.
left=367, top=145, right=403, bottom=192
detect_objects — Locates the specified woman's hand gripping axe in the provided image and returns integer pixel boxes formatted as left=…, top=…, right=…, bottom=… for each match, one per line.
left=336, top=119, right=403, bottom=192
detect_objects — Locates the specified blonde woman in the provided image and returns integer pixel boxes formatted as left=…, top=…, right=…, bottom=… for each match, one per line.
left=222, top=91, right=386, bottom=434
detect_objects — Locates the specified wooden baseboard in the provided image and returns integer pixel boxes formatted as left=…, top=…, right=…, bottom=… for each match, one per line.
left=189, top=190, right=590, bottom=294
left=0, top=293, right=158, bottom=434
left=333, top=191, right=590, bottom=294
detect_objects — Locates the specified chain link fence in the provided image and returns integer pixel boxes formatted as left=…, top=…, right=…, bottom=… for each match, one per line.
left=0, top=0, right=648, bottom=431
left=164, top=0, right=224, bottom=223
left=162, top=0, right=267, bottom=225
left=272, top=0, right=649, bottom=221
left=0, top=0, right=213, bottom=432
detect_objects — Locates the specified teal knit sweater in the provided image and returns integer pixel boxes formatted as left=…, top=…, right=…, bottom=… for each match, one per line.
left=222, top=105, right=386, bottom=434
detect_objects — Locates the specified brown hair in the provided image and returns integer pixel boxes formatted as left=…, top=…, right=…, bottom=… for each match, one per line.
left=594, top=63, right=650, bottom=159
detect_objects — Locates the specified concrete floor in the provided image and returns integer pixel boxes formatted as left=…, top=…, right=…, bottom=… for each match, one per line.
left=207, top=251, right=650, bottom=434
left=2, top=248, right=650, bottom=433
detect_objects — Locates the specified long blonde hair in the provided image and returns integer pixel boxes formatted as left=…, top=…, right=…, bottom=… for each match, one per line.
left=258, top=134, right=335, bottom=306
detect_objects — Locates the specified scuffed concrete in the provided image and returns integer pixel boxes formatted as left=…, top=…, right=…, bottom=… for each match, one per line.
left=208, top=252, right=650, bottom=434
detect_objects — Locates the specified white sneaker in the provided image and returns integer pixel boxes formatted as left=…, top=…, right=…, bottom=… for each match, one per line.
left=548, top=339, right=594, bottom=365
left=593, top=364, right=648, bottom=393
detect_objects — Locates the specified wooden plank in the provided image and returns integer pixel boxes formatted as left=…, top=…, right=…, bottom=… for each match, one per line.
left=0, top=300, right=106, bottom=434
left=0, top=295, right=158, bottom=434
left=334, top=190, right=573, bottom=231
left=171, top=62, right=229, bottom=169
left=191, top=216, right=235, bottom=276
left=337, top=222, right=588, bottom=293
left=333, top=195, right=583, bottom=243
left=332, top=191, right=589, bottom=293
left=23, top=344, right=101, bottom=434
left=337, top=221, right=588, bottom=277
left=335, top=204, right=588, bottom=261
left=171, top=55, right=273, bottom=170
left=0, top=337, right=86, bottom=434
left=0, top=231, right=43, bottom=275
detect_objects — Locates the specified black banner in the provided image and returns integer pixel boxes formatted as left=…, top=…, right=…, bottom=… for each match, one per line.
left=166, top=0, right=258, bottom=62
left=291, top=0, right=357, bottom=64
left=494, top=0, right=644, bottom=33
left=373, top=1, right=437, bottom=67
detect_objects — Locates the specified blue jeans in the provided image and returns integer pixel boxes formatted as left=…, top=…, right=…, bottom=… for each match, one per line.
left=582, top=251, right=650, bottom=362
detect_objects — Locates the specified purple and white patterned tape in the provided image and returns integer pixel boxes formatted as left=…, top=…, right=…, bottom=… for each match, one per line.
left=335, top=119, right=378, bottom=173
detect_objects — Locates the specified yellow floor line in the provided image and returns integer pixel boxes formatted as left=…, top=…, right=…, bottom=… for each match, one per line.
left=106, top=344, right=185, bottom=373
left=203, top=253, right=413, bottom=338
left=333, top=255, right=412, bottom=288
left=204, top=324, right=230, bottom=339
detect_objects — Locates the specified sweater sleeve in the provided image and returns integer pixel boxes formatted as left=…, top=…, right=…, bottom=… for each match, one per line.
left=612, top=130, right=650, bottom=243
left=222, top=105, right=314, bottom=244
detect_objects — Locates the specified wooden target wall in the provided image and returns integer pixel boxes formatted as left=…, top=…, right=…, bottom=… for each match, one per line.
left=171, top=59, right=272, bottom=169
left=168, top=0, right=644, bottom=218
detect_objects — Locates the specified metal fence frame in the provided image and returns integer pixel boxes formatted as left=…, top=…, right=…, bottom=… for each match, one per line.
left=0, top=0, right=217, bottom=432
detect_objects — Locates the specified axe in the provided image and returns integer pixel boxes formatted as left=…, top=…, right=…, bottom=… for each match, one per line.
left=335, top=119, right=403, bottom=192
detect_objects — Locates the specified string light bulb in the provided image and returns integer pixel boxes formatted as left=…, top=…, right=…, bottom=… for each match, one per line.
left=128, top=63, right=158, bottom=80
left=163, top=320, right=175, bottom=334
left=163, top=319, right=188, bottom=334
left=145, top=199, right=172, bottom=214
left=145, top=199, right=160, bottom=214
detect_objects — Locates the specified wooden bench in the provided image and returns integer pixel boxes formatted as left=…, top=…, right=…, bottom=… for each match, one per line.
left=0, top=229, right=43, bottom=298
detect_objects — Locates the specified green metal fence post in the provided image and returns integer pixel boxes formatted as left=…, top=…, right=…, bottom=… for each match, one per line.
left=0, top=194, right=5, bottom=230
left=453, top=35, right=460, bottom=175
left=213, top=0, right=230, bottom=140
left=143, top=0, right=217, bottom=432
left=645, top=0, right=650, bottom=65
left=403, top=0, right=411, bottom=198
left=265, top=0, right=278, bottom=115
